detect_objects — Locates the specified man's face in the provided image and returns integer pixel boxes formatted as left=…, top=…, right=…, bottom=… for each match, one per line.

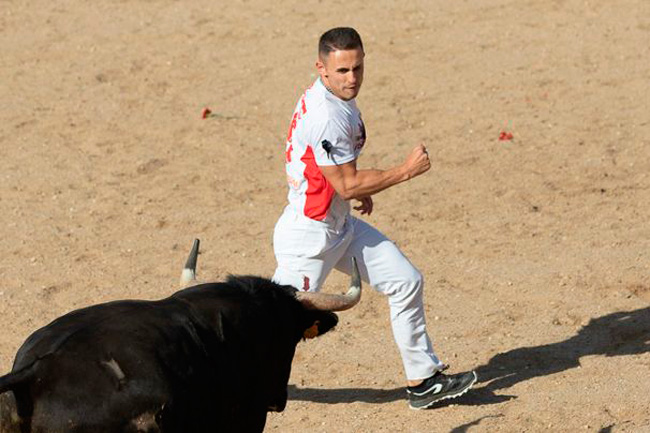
left=317, top=48, right=365, bottom=101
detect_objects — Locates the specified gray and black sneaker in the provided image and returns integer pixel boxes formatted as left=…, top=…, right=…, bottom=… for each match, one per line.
left=407, top=370, right=477, bottom=409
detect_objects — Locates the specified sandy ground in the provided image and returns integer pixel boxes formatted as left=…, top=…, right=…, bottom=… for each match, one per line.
left=1, top=0, right=650, bottom=431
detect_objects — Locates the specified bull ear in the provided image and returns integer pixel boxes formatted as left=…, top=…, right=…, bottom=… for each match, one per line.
left=302, top=311, right=338, bottom=339
left=303, top=321, right=321, bottom=339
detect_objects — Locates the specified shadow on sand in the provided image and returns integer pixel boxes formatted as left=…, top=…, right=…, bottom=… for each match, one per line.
left=474, top=307, right=650, bottom=397
left=288, top=385, right=404, bottom=404
left=289, top=307, right=650, bottom=412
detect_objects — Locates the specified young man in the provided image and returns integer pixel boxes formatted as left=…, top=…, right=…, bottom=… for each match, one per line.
left=272, top=27, right=476, bottom=409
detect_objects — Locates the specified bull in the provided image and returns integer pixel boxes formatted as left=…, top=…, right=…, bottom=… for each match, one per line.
left=0, top=239, right=361, bottom=433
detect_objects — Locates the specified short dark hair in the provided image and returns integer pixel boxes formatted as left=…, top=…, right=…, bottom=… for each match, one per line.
left=318, top=27, right=364, bottom=59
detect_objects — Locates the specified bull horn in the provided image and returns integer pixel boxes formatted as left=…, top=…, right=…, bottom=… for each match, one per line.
left=296, top=257, right=362, bottom=311
left=180, top=239, right=200, bottom=287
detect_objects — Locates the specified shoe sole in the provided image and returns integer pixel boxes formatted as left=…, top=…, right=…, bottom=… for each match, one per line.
left=408, top=371, right=477, bottom=410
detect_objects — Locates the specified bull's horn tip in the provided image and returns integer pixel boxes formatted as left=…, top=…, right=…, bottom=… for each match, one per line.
left=184, top=239, right=200, bottom=270
left=344, top=256, right=362, bottom=305
left=350, top=256, right=360, bottom=288
left=180, top=238, right=200, bottom=286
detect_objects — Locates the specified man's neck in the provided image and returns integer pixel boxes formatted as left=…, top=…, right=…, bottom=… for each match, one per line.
left=319, top=77, right=335, bottom=96
left=319, top=77, right=354, bottom=102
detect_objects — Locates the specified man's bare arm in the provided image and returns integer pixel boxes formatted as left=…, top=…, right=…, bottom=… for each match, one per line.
left=320, top=144, right=431, bottom=200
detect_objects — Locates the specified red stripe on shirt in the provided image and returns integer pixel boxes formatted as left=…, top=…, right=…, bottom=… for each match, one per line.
left=301, top=146, right=335, bottom=221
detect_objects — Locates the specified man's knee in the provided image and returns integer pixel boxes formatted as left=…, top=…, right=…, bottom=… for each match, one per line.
left=401, top=265, right=423, bottom=290
left=412, top=268, right=424, bottom=286
left=404, top=269, right=424, bottom=299
left=379, top=268, right=424, bottom=303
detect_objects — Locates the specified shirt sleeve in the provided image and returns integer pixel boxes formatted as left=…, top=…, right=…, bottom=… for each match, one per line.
left=309, top=118, right=357, bottom=167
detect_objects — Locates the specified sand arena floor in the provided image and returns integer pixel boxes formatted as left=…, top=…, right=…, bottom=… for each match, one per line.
left=1, top=1, right=649, bottom=431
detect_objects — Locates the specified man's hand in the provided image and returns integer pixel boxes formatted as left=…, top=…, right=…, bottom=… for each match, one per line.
left=353, top=196, right=373, bottom=215
left=402, top=144, right=431, bottom=179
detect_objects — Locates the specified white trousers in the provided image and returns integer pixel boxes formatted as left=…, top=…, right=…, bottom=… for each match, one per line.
left=272, top=208, right=445, bottom=380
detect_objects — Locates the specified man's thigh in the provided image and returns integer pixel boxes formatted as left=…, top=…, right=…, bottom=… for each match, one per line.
left=273, top=219, right=352, bottom=291
left=335, top=218, right=421, bottom=288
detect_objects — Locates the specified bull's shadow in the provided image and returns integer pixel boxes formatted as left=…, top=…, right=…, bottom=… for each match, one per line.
left=289, top=307, right=650, bottom=406
left=287, top=384, right=404, bottom=404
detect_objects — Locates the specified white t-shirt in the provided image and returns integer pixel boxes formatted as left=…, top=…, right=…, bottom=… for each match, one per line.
left=283, top=78, right=366, bottom=227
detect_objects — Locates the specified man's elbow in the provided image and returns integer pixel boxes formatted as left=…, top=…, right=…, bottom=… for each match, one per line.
left=335, top=185, right=357, bottom=201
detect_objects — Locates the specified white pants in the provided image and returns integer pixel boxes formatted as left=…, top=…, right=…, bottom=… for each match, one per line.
left=272, top=208, right=445, bottom=380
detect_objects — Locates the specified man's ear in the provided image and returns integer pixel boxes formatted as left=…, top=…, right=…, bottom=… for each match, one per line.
left=316, top=59, right=328, bottom=78
left=303, top=311, right=338, bottom=339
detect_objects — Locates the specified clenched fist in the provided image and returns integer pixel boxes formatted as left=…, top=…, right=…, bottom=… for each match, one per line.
left=402, top=144, right=431, bottom=179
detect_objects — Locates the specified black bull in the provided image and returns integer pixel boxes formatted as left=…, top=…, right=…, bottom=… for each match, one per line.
left=0, top=240, right=361, bottom=433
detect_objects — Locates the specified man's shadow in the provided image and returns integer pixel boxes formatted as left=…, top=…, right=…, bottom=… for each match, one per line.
left=475, top=307, right=650, bottom=395
left=289, top=307, right=650, bottom=406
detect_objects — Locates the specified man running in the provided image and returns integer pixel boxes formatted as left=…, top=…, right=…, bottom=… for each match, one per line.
left=272, top=27, right=476, bottom=409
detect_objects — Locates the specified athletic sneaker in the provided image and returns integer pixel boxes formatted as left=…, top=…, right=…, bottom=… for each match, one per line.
left=407, top=370, right=477, bottom=409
